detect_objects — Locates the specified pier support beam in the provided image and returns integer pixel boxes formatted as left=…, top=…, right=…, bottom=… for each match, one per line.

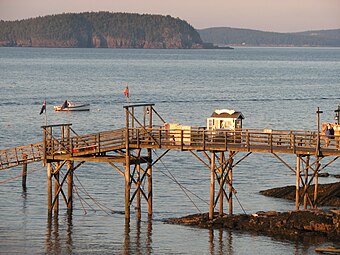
left=47, top=162, right=52, bottom=216
left=54, top=162, right=60, bottom=215
left=67, top=161, right=74, bottom=211
left=209, top=151, right=235, bottom=220
left=295, top=155, right=300, bottom=210
left=125, top=152, right=131, bottom=221
left=147, top=148, right=153, bottom=217
left=228, top=155, right=233, bottom=216
left=22, top=154, right=27, bottom=191
left=295, top=154, right=322, bottom=210
left=209, top=152, right=215, bottom=220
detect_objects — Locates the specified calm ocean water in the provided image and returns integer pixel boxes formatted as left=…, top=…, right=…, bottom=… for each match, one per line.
left=0, top=47, right=340, bottom=254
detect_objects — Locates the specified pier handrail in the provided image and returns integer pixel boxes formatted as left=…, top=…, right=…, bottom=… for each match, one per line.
left=0, top=142, right=43, bottom=170
left=2, top=127, right=339, bottom=170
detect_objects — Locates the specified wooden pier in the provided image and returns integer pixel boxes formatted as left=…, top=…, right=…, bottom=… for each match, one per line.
left=1, top=104, right=339, bottom=221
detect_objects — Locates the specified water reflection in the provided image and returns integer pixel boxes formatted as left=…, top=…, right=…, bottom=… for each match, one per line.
left=45, top=212, right=153, bottom=254
left=123, top=216, right=153, bottom=255
left=209, top=228, right=233, bottom=255
left=43, top=210, right=331, bottom=255
left=45, top=214, right=61, bottom=254
left=45, top=212, right=73, bottom=255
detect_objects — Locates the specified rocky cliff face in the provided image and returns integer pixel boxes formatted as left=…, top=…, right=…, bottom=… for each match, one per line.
left=0, top=12, right=203, bottom=49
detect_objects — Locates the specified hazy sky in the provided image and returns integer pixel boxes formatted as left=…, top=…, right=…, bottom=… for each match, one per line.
left=0, top=0, right=339, bottom=32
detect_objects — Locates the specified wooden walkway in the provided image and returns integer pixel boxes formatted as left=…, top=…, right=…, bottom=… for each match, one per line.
left=1, top=104, right=339, bottom=221
left=1, top=126, right=339, bottom=170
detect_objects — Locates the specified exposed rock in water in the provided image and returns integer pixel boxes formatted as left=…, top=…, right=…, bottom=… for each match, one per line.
left=260, top=182, right=340, bottom=207
left=165, top=210, right=340, bottom=241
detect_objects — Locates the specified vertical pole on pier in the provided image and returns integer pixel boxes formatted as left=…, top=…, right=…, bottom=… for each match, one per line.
left=316, top=107, right=323, bottom=156
left=209, top=152, right=215, bottom=220
left=219, top=152, right=224, bottom=216
left=147, top=106, right=153, bottom=217
left=136, top=149, right=141, bottom=220
left=125, top=108, right=131, bottom=221
left=303, top=156, right=310, bottom=209
left=22, top=154, right=27, bottom=191
left=54, top=161, right=60, bottom=215
left=227, top=151, right=234, bottom=215
left=67, top=160, right=74, bottom=211
left=295, top=155, right=300, bottom=210
left=147, top=148, right=153, bottom=217
left=228, top=156, right=233, bottom=216
left=313, top=159, right=320, bottom=208
left=47, top=162, right=52, bottom=215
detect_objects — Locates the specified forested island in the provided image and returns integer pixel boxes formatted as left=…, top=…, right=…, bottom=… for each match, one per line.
left=1, top=12, right=339, bottom=48
left=0, top=12, right=203, bottom=48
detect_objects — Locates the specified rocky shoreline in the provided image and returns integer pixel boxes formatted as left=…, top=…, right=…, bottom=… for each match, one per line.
left=260, top=182, right=340, bottom=207
left=164, top=182, right=340, bottom=242
left=165, top=210, right=340, bottom=241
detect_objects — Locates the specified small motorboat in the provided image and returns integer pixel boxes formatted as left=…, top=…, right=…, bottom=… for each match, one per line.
left=54, top=100, right=90, bottom=112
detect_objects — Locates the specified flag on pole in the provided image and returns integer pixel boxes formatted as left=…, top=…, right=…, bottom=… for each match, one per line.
left=39, top=100, right=46, bottom=115
left=123, top=83, right=129, bottom=98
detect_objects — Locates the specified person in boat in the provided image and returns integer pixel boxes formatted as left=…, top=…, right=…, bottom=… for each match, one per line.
left=61, top=100, right=68, bottom=109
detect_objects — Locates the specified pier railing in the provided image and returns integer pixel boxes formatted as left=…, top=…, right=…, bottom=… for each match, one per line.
left=128, top=127, right=340, bottom=155
left=45, top=127, right=340, bottom=157
left=0, top=142, right=43, bottom=170
left=2, top=126, right=339, bottom=170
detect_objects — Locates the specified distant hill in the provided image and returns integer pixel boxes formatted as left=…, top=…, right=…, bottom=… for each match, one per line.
left=0, top=12, right=203, bottom=49
left=198, top=27, right=340, bottom=47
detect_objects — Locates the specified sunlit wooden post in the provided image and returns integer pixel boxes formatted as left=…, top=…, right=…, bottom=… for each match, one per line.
left=147, top=148, right=153, bottom=216
left=313, top=159, right=320, bottom=208
left=67, top=160, right=73, bottom=210
left=125, top=108, right=131, bottom=221
left=47, top=162, right=52, bottom=215
left=54, top=161, right=60, bottom=215
left=147, top=106, right=153, bottom=217
left=219, top=152, right=224, bottom=216
left=303, top=156, right=310, bottom=209
left=209, top=152, right=215, bottom=220
left=228, top=169, right=233, bottom=215
left=136, top=150, right=141, bottom=220
left=295, top=155, right=300, bottom=210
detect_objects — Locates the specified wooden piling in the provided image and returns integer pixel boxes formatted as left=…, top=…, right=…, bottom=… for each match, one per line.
left=22, top=154, right=27, bottom=190
left=228, top=165, right=233, bottom=215
left=136, top=151, right=141, bottom=220
left=147, top=148, right=153, bottom=216
left=313, top=160, right=320, bottom=208
left=219, top=152, right=224, bottom=216
left=67, top=161, right=73, bottom=210
left=209, top=152, right=215, bottom=220
left=47, top=162, right=52, bottom=214
left=295, top=155, right=300, bottom=210
left=54, top=162, right=60, bottom=215
left=303, top=156, right=310, bottom=209
left=147, top=107, right=153, bottom=217
left=125, top=108, right=131, bottom=221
